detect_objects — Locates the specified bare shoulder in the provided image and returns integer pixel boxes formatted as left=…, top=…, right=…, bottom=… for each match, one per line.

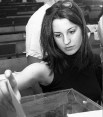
left=24, top=62, right=49, bottom=75
left=26, top=62, right=53, bottom=85
left=38, top=61, right=54, bottom=85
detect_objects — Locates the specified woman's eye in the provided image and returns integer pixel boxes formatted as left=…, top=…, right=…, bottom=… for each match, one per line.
left=70, top=30, right=75, bottom=34
left=54, top=34, right=61, bottom=38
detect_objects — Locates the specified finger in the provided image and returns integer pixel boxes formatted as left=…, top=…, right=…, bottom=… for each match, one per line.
left=5, top=70, right=21, bottom=101
left=4, top=70, right=17, bottom=90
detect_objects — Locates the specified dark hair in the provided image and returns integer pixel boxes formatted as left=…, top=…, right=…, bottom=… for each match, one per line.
left=40, top=0, right=94, bottom=74
left=98, top=7, right=103, bottom=20
left=84, top=5, right=91, bottom=12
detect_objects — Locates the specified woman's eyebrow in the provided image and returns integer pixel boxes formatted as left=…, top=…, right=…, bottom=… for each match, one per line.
left=68, top=26, right=76, bottom=31
left=53, top=26, right=76, bottom=33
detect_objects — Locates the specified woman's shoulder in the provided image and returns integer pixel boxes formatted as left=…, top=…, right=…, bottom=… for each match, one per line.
left=29, top=61, right=50, bottom=73
left=37, top=61, right=54, bottom=85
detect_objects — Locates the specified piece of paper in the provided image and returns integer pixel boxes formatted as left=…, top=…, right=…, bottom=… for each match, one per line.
left=67, top=110, right=103, bottom=117
left=0, top=75, right=26, bottom=117
left=6, top=80, right=26, bottom=117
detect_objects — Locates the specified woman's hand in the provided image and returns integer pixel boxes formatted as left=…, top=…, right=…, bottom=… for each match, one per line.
left=0, top=70, right=21, bottom=111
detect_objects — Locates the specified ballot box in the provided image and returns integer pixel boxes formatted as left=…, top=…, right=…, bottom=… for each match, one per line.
left=20, top=88, right=103, bottom=117
left=5, top=88, right=103, bottom=117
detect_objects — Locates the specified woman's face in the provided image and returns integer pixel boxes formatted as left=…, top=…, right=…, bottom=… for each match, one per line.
left=52, top=18, right=82, bottom=55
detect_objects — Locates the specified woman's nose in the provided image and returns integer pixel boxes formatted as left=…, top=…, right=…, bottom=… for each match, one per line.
left=64, top=35, right=71, bottom=45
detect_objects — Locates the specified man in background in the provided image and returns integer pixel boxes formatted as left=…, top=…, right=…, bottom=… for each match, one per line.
left=83, top=5, right=91, bottom=24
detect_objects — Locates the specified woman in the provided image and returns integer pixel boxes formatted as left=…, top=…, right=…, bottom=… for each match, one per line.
left=0, top=0, right=102, bottom=111
left=83, top=5, right=91, bottom=24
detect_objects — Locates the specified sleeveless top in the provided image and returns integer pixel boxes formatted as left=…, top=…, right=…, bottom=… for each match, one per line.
left=40, top=54, right=102, bottom=103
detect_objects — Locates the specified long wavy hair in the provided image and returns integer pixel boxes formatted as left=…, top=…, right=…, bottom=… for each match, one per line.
left=40, top=0, right=94, bottom=74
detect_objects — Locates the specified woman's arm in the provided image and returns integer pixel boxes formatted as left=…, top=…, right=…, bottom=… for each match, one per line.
left=0, top=62, right=52, bottom=111
left=13, top=62, right=51, bottom=91
left=27, top=56, right=43, bottom=94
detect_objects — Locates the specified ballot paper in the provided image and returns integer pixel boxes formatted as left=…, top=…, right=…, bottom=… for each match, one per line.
left=0, top=75, right=26, bottom=117
left=67, top=110, right=103, bottom=117
left=6, top=80, right=26, bottom=117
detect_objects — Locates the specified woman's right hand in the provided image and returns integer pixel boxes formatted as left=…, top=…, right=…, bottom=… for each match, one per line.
left=0, top=70, right=21, bottom=111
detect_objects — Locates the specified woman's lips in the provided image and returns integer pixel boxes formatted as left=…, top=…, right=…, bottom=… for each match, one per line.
left=65, top=46, right=74, bottom=51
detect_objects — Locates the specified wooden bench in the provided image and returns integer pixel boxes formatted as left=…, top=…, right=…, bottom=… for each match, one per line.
left=14, top=16, right=30, bottom=25
left=0, top=56, right=27, bottom=73
left=0, top=2, right=44, bottom=17
left=0, top=26, right=15, bottom=33
left=0, top=43, right=16, bottom=56
left=0, top=2, right=44, bottom=9
left=2, top=8, right=17, bottom=16
left=0, top=25, right=25, bottom=33
left=83, top=0, right=103, bottom=5
left=0, top=16, right=30, bottom=27
left=0, top=42, right=25, bottom=58
left=0, top=32, right=25, bottom=42
left=0, top=32, right=26, bottom=58
left=0, top=18, right=13, bottom=27
left=14, top=25, right=25, bottom=32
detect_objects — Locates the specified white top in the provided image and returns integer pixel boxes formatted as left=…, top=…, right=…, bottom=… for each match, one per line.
left=98, top=16, right=103, bottom=42
left=98, top=16, right=103, bottom=62
left=25, top=3, right=50, bottom=59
